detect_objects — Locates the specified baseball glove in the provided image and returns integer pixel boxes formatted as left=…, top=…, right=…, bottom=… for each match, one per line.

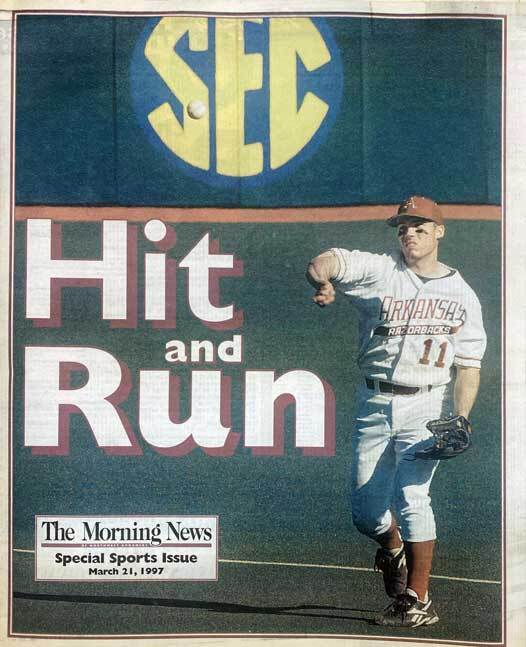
left=413, top=415, right=473, bottom=460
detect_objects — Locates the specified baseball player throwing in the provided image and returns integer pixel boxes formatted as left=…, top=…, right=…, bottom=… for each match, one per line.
left=306, top=196, right=486, bottom=628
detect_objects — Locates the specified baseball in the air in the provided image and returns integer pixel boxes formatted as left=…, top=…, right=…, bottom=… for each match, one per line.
left=187, top=100, right=206, bottom=120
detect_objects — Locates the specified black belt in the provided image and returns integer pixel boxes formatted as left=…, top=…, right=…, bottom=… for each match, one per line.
left=365, top=378, right=432, bottom=395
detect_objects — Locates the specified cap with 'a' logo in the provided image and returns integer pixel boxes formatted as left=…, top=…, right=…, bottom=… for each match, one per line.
left=386, top=196, right=445, bottom=227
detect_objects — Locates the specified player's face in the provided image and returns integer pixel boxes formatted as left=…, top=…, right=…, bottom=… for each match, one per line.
left=397, top=221, right=444, bottom=263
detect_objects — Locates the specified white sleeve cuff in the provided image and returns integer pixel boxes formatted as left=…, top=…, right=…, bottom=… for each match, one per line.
left=454, top=356, right=482, bottom=369
left=329, top=248, right=347, bottom=282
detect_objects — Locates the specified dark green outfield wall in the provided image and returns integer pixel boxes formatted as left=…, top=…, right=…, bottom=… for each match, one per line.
left=15, top=15, right=502, bottom=207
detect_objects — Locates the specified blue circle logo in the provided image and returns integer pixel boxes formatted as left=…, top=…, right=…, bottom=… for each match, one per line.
left=131, top=17, right=343, bottom=187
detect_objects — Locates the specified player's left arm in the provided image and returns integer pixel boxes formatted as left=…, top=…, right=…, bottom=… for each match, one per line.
left=453, top=289, right=486, bottom=419
left=453, top=366, right=480, bottom=418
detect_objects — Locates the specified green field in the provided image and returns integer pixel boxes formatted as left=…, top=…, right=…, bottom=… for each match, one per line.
left=11, top=220, right=502, bottom=641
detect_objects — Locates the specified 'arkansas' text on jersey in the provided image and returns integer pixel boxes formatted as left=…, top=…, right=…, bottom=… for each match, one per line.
left=379, top=296, right=466, bottom=323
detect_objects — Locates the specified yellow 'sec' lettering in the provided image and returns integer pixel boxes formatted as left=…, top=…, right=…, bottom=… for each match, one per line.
left=144, top=17, right=332, bottom=177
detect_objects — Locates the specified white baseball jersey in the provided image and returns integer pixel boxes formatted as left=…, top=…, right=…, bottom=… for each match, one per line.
left=330, top=248, right=486, bottom=387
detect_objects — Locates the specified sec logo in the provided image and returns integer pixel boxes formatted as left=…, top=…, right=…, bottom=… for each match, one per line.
left=130, top=17, right=343, bottom=187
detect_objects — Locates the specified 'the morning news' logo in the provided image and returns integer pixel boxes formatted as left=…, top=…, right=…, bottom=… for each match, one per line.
left=130, top=17, right=343, bottom=187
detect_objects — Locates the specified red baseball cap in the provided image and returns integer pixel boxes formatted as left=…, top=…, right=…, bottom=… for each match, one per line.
left=386, top=196, right=445, bottom=227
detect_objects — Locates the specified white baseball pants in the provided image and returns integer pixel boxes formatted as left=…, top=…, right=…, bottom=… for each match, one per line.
left=350, top=381, right=453, bottom=543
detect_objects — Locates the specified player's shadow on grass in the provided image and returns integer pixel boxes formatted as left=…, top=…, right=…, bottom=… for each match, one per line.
left=13, top=592, right=374, bottom=623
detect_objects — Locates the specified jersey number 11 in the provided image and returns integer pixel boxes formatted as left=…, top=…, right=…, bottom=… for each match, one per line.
left=419, top=339, right=447, bottom=368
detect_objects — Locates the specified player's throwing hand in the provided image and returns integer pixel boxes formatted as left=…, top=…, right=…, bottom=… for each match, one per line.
left=313, top=281, right=335, bottom=307
left=307, top=251, right=340, bottom=307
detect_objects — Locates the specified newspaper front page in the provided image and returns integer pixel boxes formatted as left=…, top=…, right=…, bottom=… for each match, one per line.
left=0, top=1, right=524, bottom=646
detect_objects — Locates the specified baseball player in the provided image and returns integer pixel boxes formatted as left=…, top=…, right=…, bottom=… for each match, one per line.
left=306, top=196, right=486, bottom=628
